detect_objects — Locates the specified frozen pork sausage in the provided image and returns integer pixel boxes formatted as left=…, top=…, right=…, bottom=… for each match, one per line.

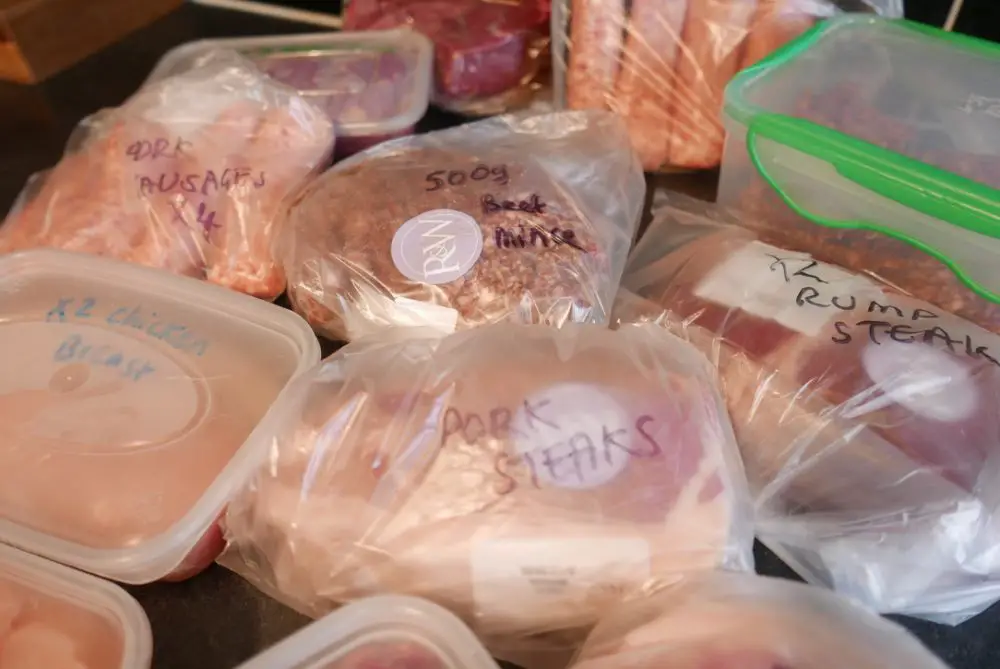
left=280, top=111, right=644, bottom=341
left=1, top=51, right=333, bottom=300
left=222, top=324, right=754, bottom=661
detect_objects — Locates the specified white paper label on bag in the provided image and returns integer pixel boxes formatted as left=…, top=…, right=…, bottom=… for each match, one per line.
left=511, top=383, right=634, bottom=490
left=694, top=241, right=878, bottom=337
left=470, top=537, right=651, bottom=619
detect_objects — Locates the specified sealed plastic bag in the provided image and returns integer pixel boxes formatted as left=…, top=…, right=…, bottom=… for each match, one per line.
left=1, top=51, right=334, bottom=300
left=222, top=323, right=754, bottom=662
left=279, top=110, right=644, bottom=341
left=552, top=0, right=903, bottom=171
left=569, top=571, right=949, bottom=669
left=343, top=0, right=551, bottom=115
left=614, top=192, right=1000, bottom=624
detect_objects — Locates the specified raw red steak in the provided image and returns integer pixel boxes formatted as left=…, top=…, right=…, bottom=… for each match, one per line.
left=615, top=194, right=1000, bottom=621
left=343, top=0, right=549, bottom=112
left=0, top=52, right=333, bottom=300
left=222, top=323, right=752, bottom=661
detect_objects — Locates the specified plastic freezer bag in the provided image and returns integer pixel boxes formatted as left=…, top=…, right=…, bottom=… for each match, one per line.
left=1, top=51, right=334, bottom=300
left=279, top=110, right=644, bottom=341
left=552, top=0, right=903, bottom=171
left=343, top=0, right=550, bottom=115
left=569, top=572, right=949, bottom=669
left=222, top=323, right=754, bottom=662
left=614, top=192, right=1000, bottom=624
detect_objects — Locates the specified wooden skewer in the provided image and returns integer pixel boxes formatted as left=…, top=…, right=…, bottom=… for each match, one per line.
left=943, top=0, right=964, bottom=32
left=188, top=0, right=344, bottom=29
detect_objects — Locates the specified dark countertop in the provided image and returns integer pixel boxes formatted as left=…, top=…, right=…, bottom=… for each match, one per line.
left=0, top=4, right=997, bottom=669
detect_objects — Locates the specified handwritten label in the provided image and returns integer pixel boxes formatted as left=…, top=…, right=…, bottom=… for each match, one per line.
left=697, top=240, right=1000, bottom=369
left=44, top=296, right=209, bottom=358
left=136, top=169, right=266, bottom=198
left=470, top=537, right=650, bottom=620
left=127, top=136, right=266, bottom=243
left=126, top=137, right=193, bottom=162
left=391, top=209, right=484, bottom=285
left=0, top=322, right=204, bottom=452
left=425, top=164, right=509, bottom=192
left=481, top=193, right=547, bottom=216
left=441, top=384, right=664, bottom=494
left=694, top=241, right=873, bottom=337
left=493, top=224, right=585, bottom=252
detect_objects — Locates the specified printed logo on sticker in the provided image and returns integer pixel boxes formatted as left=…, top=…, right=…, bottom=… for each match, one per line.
left=512, top=383, right=634, bottom=490
left=391, top=209, right=484, bottom=285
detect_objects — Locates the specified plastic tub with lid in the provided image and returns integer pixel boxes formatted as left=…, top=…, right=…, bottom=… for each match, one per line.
left=0, top=542, right=152, bottom=669
left=146, top=30, right=433, bottom=160
left=234, top=595, right=500, bottom=669
left=718, top=16, right=1000, bottom=334
left=0, top=249, right=320, bottom=584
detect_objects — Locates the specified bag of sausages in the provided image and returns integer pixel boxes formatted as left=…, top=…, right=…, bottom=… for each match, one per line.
left=1, top=51, right=334, bottom=300
left=569, top=572, right=949, bottom=669
left=552, top=0, right=903, bottom=171
left=279, top=110, right=645, bottom=342
left=343, top=0, right=551, bottom=115
left=614, top=191, right=1000, bottom=624
left=221, top=323, right=755, bottom=665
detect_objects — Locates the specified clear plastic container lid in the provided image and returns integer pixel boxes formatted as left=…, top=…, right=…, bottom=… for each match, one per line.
left=725, top=16, right=1000, bottom=308
left=0, top=250, right=320, bottom=584
left=147, top=30, right=433, bottom=139
left=0, top=542, right=152, bottom=669
left=235, top=596, right=501, bottom=669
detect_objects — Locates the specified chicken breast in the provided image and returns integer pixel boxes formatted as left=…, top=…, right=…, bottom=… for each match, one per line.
left=1, top=51, right=333, bottom=300
left=222, top=323, right=753, bottom=662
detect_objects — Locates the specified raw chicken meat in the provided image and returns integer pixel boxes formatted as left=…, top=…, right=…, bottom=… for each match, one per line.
left=280, top=111, right=644, bottom=341
left=0, top=578, right=128, bottom=669
left=569, top=572, right=949, bottom=669
left=222, top=324, right=753, bottom=662
left=1, top=51, right=333, bottom=300
left=343, top=0, right=550, bottom=114
left=1, top=624, right=87, bottom=669
left=615, top=193, right=1000, bottom=622
left=0, top=248, right=319, bottom=583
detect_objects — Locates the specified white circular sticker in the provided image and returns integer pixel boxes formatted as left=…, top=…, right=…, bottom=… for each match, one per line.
left=390, top=209, right=484, bottom=285
left=861, top=341, right=977, bottom=422
left=513, top=383, right=633, bottom=490
left=0, top=322, right=207, bottom=453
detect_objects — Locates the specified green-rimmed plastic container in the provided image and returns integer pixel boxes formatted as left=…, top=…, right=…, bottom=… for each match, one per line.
left=719, top=15, right=1000, bottom=309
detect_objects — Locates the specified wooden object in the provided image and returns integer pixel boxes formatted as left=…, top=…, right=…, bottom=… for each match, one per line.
left=0, top=0, right=182, bottom=84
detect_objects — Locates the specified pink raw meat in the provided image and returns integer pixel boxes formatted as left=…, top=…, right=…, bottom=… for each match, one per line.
left=0, top=583, right=24, bottom=643
left=0, top=624, right=87, bottom=669
left=569, top=573, right=947, bottom=669
left=0, top=53, right=333, bottom=300
left=223, top=324, right=752, bottom=661
left=344, top=0, right=548, bottom=104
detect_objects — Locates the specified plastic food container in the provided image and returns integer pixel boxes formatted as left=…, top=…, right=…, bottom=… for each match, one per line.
left=0, top=543, right=152, bottom=669
left=0, top=249, right=320, bottom=584
left=235, top=595, right=500, bottom=669
left=147, top=30, right=433, bottom=159
left=719, top=16, right=1000, bottom=333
